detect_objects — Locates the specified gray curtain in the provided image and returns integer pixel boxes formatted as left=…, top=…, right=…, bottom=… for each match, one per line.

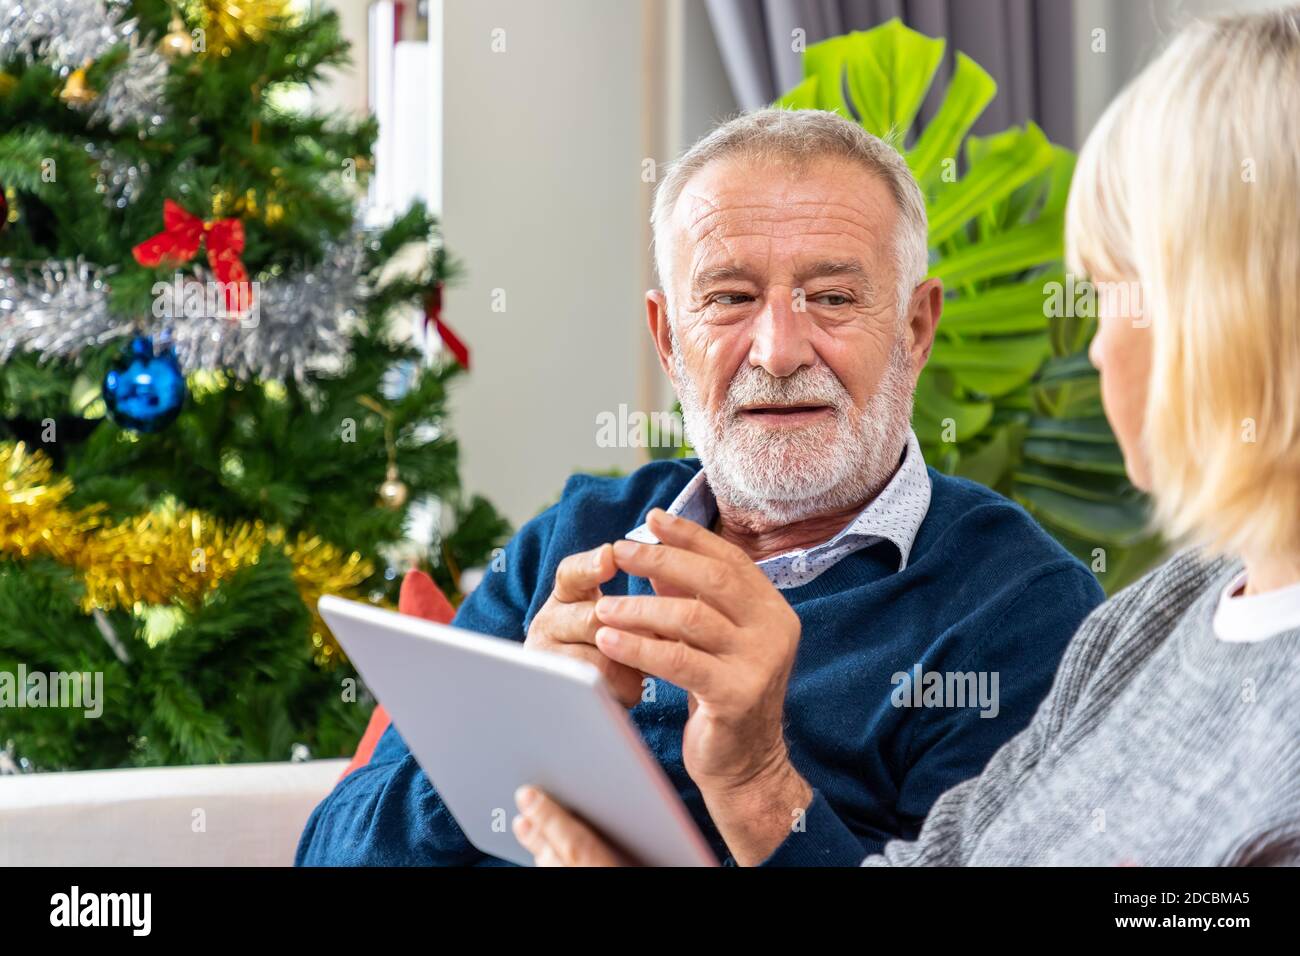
left=704, top=0, right=1077, bottom=147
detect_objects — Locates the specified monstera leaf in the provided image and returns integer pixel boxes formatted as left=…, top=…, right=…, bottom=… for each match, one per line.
left=776, top=19, right=1161, bottom=592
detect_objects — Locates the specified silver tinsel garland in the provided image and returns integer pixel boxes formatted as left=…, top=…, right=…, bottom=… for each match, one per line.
left=0, top=0, right=169, bottom=132
left=0, top=232, right=371, bottom=381
left=0, top=257, right=132, bottom=358
left=173, top=234, right=368, bottom=381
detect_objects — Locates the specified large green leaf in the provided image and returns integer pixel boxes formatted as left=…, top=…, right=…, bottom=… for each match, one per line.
left=906, top=53, right=996, bottom=186
left=1014, top=483, right=1151, bottom=548
left=1022, top=435, right=1128, bottom=475
left=928, top=332, right=1051, bottom=396
left=776, top=75, right=820, bottom=110
left=841, top=21, right=946, bottom=140
left=912, top=369, right=994, bottom=443
left=953, top=421, right=1022, bottom=489
left=1034, top=354, right=1104, bottom=418
left=1025, top=415, right=1115, bottom=444
left=941, top=273, right=1063, bottom=335
left=927, top=123, right=1055, bottom=244
left=801, top=35, right=854, bottom=116
left=1041, top=146, right=1078, bottom=220
left=931, top=216, right=1064, bottom=286
left=1014, top=459, right=1134, bottom=501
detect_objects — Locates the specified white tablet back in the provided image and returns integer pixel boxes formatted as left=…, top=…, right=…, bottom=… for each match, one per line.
left=318, top=595, right=717, bottom=866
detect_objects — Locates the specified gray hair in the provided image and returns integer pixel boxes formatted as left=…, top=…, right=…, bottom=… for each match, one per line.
left=650, top=108, right=929, bottom=322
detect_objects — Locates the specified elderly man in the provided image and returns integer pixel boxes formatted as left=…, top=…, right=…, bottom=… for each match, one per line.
left=296, top=108, right=1102, bottom=867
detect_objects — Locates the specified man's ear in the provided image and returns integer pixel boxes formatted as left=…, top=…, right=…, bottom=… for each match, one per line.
left=646, top=289, right=675, bottom=377
left=906, top=278, right=944, bottom=375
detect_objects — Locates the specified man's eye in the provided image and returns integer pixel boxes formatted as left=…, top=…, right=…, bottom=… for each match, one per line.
left=713, top=293, right=754, bottom=306
left=814, top=293, right=851, bottom=306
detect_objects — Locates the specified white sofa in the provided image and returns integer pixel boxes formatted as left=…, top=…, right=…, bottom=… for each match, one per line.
left=0, top=759, right=347, bottom=866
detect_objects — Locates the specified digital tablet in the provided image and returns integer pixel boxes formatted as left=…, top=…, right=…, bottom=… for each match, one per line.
left=317, top=595, right=718, bottom=867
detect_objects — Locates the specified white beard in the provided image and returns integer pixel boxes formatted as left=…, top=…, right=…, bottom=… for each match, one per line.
left=673, top=340, right=915, bottom=525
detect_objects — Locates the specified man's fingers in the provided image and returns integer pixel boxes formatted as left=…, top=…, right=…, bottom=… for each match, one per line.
left=511, top=812, right=571, bottom=867
left=543, top=598, right=602, bottom=645
left=610, top=539, right=748, bottom=623
left=646, top=507, right=747, bottom=564
left=599, top=656, right=647, bottom=709
left=513, top=787, right=628, bottom=866
left=595, top=626, right=717, bottom=696
left=511, top=806, right=547, bottom=859
left=552, top=642, right=644, bottom=709
left=552, top=543, right=616, bottom=603
left=593, top=595, right=732, bottom=651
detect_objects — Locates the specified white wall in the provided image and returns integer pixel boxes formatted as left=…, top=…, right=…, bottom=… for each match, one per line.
left=440, top=0, right=650, bottom=525
left=315, top=0, right=370, bottom=116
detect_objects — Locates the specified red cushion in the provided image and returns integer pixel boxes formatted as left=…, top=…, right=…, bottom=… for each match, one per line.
left=338, top=570, right=456, bottom=779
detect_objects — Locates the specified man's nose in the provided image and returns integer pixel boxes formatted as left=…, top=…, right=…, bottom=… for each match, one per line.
left=748, top=289, right=816, bottom=378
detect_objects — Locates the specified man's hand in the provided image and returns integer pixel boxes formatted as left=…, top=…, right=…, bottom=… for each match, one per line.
left=524, top=544, right=645, bottom=708
left=512, top=786, right=636, bottom=866
left=593, top=508, right=813, bottom=865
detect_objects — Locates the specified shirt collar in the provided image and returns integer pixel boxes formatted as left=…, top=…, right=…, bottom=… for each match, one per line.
left=626, top=429, right=931, bottom=576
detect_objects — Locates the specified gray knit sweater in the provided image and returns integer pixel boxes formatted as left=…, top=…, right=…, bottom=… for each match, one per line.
left=865, top=550, right=1300, bottom=866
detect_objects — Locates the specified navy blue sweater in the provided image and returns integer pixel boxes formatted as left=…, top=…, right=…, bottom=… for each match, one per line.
left=296, top=459, right=1103, bottom=866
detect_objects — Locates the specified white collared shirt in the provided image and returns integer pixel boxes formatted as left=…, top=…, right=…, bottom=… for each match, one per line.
left=626, top=429, right=932, bottom=589
left=1213, top=571, right=1300, bottom=643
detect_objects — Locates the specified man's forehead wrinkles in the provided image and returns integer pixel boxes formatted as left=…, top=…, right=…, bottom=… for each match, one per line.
left=683, top=198, right=877, bottom=233
left=693, top=213, right=880, bottom=234
left=688, top=233, right=759, bottom=278
left=688, top=221, right=885, bottom=250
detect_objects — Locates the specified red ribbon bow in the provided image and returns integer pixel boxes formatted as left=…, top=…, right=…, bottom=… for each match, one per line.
left=425, top=283, right=470, bottom=370
left=132, top=199, right=251, bottom=312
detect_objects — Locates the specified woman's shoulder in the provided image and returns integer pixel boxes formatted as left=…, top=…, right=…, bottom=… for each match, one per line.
left=1048, top=549, right=1237, bottom=708
left=1095, top=548, right=1237, bottom=628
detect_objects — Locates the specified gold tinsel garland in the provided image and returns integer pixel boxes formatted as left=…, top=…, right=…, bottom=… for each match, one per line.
left=182, top=0, right=296, bottom=57
left=0, top=441, right=373, bottom=663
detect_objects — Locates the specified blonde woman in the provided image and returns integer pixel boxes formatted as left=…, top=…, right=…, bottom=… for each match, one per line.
left=511, top=7, right=1300, bottom=866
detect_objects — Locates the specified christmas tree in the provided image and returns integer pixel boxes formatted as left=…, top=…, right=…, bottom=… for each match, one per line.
left=0, top=0, right=509, bottom=771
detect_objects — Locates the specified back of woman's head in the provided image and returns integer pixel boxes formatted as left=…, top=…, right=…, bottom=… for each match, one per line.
left=1067, top=7, right=1300, bottom=560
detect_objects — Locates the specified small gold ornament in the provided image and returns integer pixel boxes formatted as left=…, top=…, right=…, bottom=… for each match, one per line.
left=211, top=187, right=235, bottom=218
left=211, top=186, right=284, bottom=226
left=1, top=185, right=16, bottom=227
left=357, top=394, right=410, bottom=511
left=59, top=64, right=97, bottom=106
left=239, top=187, right=284, bottom=226
left=377, top=464, right=409, bottom=510
left=159, top=16, right=195, bottom=59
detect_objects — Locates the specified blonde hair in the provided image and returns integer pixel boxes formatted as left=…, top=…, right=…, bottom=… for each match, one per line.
left=1066, top=7, right=1300, bottom=561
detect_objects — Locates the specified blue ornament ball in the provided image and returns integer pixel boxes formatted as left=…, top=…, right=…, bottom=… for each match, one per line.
left=102, top=335, right=187, bottom=433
